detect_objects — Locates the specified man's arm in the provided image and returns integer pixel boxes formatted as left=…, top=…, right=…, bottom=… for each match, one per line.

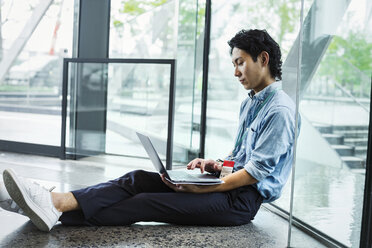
left=161, top=168, right=257, bottom=194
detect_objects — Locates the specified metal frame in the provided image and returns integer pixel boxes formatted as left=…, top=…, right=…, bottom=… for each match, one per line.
left=287, top=0, right=305, bottom=246
left=61, top=58, right=176, bottom=170
left=360, top=80, right=372, bottom=248
left=199, top=0, right=211, bottom=158
left=0, top=140, right=60, bottom=157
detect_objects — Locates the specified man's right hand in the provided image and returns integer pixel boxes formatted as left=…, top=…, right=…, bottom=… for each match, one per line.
left=186, top=158, right=222, bottom=174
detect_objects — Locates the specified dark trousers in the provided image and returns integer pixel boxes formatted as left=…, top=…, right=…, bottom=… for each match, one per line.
left=59, top=170, right=263, bottom=226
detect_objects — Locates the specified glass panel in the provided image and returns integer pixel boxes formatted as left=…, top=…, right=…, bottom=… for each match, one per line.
left=206, top=0, right=304, bottom=163
left=109, top=0, right=204, bottom=164
left=0, top=0, right=75, bottom=146
left=66, top=62, right=172, bottom=160
left=284, top=0, right=371, bottom=246
left=109, top=0, right=176, bottom=59
left=173, top=0, right=205, bottom=164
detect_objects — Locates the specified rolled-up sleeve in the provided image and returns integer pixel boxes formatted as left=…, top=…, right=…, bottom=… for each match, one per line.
left=244, top=106, right=295, bottom=181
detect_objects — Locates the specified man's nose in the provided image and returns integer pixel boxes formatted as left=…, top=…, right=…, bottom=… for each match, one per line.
left=234, top=67, right=241, bottom=77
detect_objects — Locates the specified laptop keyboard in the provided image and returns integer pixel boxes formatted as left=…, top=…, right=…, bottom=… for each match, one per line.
left=167, top=171, right=200, bottom=181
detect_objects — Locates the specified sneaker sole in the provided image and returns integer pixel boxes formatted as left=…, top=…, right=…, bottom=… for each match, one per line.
left=3, top=169, right=53, bottom=232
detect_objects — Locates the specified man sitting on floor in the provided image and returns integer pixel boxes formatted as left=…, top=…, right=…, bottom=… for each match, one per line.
left=1, top=29, right=299, bottom=232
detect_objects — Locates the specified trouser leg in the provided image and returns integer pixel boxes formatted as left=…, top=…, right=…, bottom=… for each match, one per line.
left=60, top=170, right=171, bottom=224
left=87, top=187, right=262, bottom=226
left=61, top=176, right=262, bottom=227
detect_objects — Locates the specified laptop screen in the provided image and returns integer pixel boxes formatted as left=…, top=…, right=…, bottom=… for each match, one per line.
left=136, top=132, right=168, bottom=176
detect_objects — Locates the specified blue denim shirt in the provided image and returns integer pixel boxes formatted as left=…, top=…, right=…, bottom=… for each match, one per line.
left=228, top=81, right=299, bottom=203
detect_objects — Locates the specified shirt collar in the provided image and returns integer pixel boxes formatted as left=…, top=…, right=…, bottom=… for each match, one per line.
left=248, top=81, right=282, bottom=101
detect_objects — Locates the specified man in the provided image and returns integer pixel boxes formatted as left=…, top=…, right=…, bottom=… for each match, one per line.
left=1, top=29, right=298, bottom=232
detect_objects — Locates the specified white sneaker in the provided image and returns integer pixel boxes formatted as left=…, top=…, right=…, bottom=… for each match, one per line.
left=2, top=169, right=62, bottom=232
left=1, top=178, right=56, bottom=216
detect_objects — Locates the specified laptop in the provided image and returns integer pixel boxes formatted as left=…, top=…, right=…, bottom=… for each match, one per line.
left=136, top=132, right=223, bottom=185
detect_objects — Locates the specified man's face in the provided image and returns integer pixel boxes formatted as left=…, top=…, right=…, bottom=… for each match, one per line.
left=231, top=47, right=266, bottom=93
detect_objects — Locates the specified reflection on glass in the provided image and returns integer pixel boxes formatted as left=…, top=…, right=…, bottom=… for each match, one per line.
left=66, top=62, right=172, bottom=160
left=109, top=0, right=204, bottom=164
left=110, top=0, right=176, bottom=59
left=276, top=0, right=371, bottom=246
left=0, top=0, right=74, bottom=145
left=107, top=63, right=171, bottom=160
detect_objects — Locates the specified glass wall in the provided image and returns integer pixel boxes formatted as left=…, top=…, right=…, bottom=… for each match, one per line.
left=109, top=0, right=205, bottom=164
left=206, top=0, right=371, bottom=247
left=0, top=0, right=75, bottom=146
left=284, top=0, right=371, bottom=246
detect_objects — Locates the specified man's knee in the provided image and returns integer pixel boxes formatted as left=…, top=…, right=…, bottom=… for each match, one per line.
left=117, top=169, right=147, bottom=181
left=115, top=170, right=160, bottom=190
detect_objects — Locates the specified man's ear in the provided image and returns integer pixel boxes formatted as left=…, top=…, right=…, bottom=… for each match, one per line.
left=260, top=51, right=269, bottom=66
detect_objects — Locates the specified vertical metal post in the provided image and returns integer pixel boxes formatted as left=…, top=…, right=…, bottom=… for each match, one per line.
left=78, top=0, right=110, bottom=58
left=199, top=0, right=211, bottom=158
left=166, top=60, right=176, bottom=170
left=360, top=77, right=372, bottom=248
left=60, top=59, right=69, bottom=159
left=287, top=0, right=305, bottom=247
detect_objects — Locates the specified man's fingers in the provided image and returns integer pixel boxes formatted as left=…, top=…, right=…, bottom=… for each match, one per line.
left=194, top=160, right=202, bottom=169
left=187, top=158, right=217, bottom=172
left=190, top=159, right=202, bottom=170
left=200, top=159, right=218, bottom=173
left=200, top=160, right=205, bottom=173
left=160, top=174, right=177, bottom=191
left=161, top=175, right=190, bottom=193
left=161, top=174, right=204, bottom=193
left=187, top=158, right=197, bottom=169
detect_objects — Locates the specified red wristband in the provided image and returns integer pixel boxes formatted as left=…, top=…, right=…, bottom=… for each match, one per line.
left=222, top=160, right=235, bottom=167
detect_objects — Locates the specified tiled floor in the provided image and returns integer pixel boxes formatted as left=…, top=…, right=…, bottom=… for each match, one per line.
left=0, top=151, right=326, bottom=247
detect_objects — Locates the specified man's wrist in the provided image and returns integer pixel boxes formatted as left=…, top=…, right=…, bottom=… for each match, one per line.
left=210, top=160, right=220, bottom=177
left=216, top=159, right=224, bottom=169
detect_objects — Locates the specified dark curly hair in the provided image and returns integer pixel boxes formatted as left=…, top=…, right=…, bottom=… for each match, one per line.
left=228, top=29, right=282, bottom=81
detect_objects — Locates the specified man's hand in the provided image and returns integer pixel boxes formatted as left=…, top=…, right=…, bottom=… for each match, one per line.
left=186, top=158, right=222, bottom=174
left=161, top=169, right=258, bottom=194
left=160, top=174, right=218, bottom=193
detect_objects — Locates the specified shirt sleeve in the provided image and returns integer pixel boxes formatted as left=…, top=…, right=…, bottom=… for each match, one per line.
left=244, top=106, right=295, bottom=181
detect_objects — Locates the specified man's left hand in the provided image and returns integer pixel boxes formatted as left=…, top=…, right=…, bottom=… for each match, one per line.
left=160, top=174, right=218, bottom=193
